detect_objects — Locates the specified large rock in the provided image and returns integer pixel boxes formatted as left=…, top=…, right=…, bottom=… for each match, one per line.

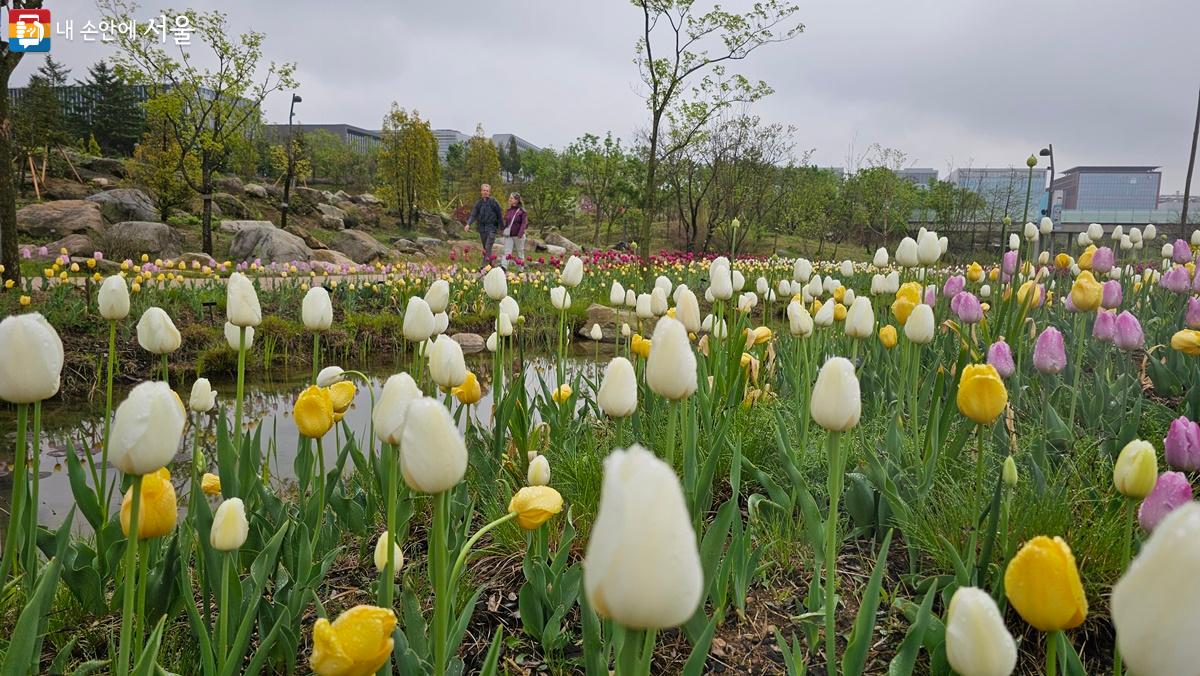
left=320, top=214, right=345, bottom=230
left=43, top=178, right=91, bottom=201
left=545, top=232, right=581, bottom=253
left=105, top=221, right=183, bottom=259
left=244, top=183, right=268, bottom=199
left=451, top=333, right=486, bottom=354
left=333, top=190, right=353, bottom=203
left=316, top=203, right=348, bottom=220
left=392, top=238, right=419, bottom=253
left=17, top=200, right=105, bottom=239
left=88, top=188, right=158, bottom=223
left=284, top=225, right=327, bottom=250
left=290, top=187, right=322, bottom=214
left=213, top=176, right=244, bottom=195
left=544, top=244, right=567, bottom=256
left=48, top=233, right=95, bottom=257
left=416, top=237, right=443, bottom=250
left=220, top=220, right=274, bottom=235
left=329, top=230, right=391, bottom=264
left=577, top=303, right=634, bottom=342
left=213, top=193, right=250, bottom=219
left=79, top=156, right=126, bottom=178
left=228, top=222, right=312, bottom=263
left=311, top=248, right=354, bottom=268
left=353, top=193, right=382, bottom=206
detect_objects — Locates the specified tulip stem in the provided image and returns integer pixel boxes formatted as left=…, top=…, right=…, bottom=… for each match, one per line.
left=449, top=512, right=516, bottom=591
left=663, top=399, right=678, bottom=468
left=1, top=404, right=28, bottom=585
left=116, top=473, right=143, bottom=676
left=1046, top=630, right=1059, bottom=676
left=218, top=551, right=232, bottom=671
left=379, top=443, right=398, bottom=618
left=100, top=319, right=117, bottom=520
left=1066, top=313, right=1087, bottom=431
left=616, top=627, right=657, bottom=676
left=974, top=424, right=986, bottom=510
left=135, top=539, right=148, bottom=643
left=1114, top=498, right=1135, bottom=676
left=27, top=400, right=42, bottom=582
left=311, top=332, right=320, bottom=385
left=234, top=327, right=247, bottom=450
left=431, top=490, right=451, bottom=676
left=824, top=431, right=845, bottom=676
left=312, top=438, right=327, bottom=548
left=160, top=353, right=169, bottom=386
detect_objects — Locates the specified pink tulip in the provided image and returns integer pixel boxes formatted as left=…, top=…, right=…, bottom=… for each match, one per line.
left=1100, top=280, right=1122, bottom=309
left=1093, top=310, right=1116, bottom=343
left=1091, top=246, right=1115, bottom=274
left=1139, top=472, right=1193, bottom=532
left=943, top=274, right=966, bottom=299
left=1113, top=311, right=1144, bottom=351
left=1164, top=416, right=1200, bottom=472
left=1002, top=250, right=1018, bottom=276
left=1033, top=326, right=1067, bottom=374
left=1188, top=298, right=1200, bottom=329
left=951, top=292, right=982, bottom=324
left=987, top=340, right=1015, bottom=378
left=1173, top=238, right=1193, bottom=264
left=1161, top=266, right=1191, bottom=294
left=1063, top=292, right=1078, bottom=313
left=924, top=286, right=937, bottom=306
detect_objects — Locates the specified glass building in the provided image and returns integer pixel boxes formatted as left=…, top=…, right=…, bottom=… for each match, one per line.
left=895, top=167, right=938, bottom=188
left=948, top=167, right=1049, bottom=221
left=1052, top=166, right=1161, bottom=211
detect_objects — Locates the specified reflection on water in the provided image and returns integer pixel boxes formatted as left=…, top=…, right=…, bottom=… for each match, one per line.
left=0, top=345, right=612, bottom=533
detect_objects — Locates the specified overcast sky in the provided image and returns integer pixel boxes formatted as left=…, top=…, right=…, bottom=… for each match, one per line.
left=24, top=0, right=1200, bottom=192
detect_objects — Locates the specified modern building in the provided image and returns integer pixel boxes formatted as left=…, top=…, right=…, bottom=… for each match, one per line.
left=1051, top=166, right=1161, bottom=211
left=264, top=123, right=382, bottom=155
left=433, top=129, right=539, bottom=161
left=948, top=167, right=1049, bottom=221
left=9, top=83, right=252, bottom=128
left=895, top=167, right=938, bottom=188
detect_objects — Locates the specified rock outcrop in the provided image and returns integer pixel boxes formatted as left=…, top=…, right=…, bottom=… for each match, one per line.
left=17, top=200, right=105, bottom=239
left=329, top=230, right=391, bottom=264
left=105, top=221, right=183, bottom=259
left=87, top=188, right=158, bottom=223
left=228, top=222, right=312, bottom=263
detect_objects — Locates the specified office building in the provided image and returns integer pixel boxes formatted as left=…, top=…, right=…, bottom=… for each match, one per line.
left=896, top=167, right=937, bottom=188
left=433, top=129, right=539, bottom=161
left=264, top=123, right=382, bottom=155
left=1051, top=166, right=1161, bottom=211
left=949, top=167, right=1049, bottom=220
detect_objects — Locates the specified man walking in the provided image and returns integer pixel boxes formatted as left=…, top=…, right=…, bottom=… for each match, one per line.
left=464, top=183, right=503, bottom=268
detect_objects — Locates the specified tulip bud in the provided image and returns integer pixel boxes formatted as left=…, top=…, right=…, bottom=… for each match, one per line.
left=210, top=497, right=249, bottom=551
left=189, top=378, right=217, bottom=413
left=650, top=287, right=668, bottom=316
left=589, top=323, right=604, bottom=341
left=316, top=366, right=345, bottom=387
left=99, top=275, right=130, bottom=320
left=424, top=279, right=450, bottom=313
left=110, top=381, right=187, bottom=475
left=120, top=467, right=177, bottom=539
left=400, top=398, right=468, bottom=493
left=486, top=332, right=498, bottom=352
left=483, top=266, right=507, bottom=300
left=1003, top=455, right=1018, bottom=487
left=674, top=288, right=701, bottom=333
left=223, top=321, right=253, bottom=351
left=904, top=304, right=935, bottom=344
left=956, top=364, right=1008, bottom=425
left=0, top=313, right=64, bottom=404
left=201, top=472, right=221, bottom=496
left=1114, top=439, right=1158, bottom=499
left=137, top=307, right=182, bottom=355
left=1005, top=535, right=1087, bottom=632
left=560, top=255, right=584, bottom=287
left=509, top=485, right=564, bottom=529
left=226, top=272, right=262, bottom=327
left=624, top=289, right=637, bottom=307
left=1032, top=326, right=1067, bottom=374
left=309, top=606, right=396, bottom=676
left=945, top=587, right=1017, bottom=676
left=646, top=317, right=697, bottom=401
left=429, top=335, right=468, bottom=389
left=372, top=372, right=422, bottom=445
left=402, top=297, right=435, bottom=342
left=895, top=237, right=918, bottom=267
left=432, top=312, right=449, bottom=337
left=609, top=280, right=625, bottom=305
left=1088, top=222, right=1104, bottom=241
left=793, top=257, right=813, bottom=282
left=583, top=444, right=703, bottom=629
left=844, top=297, right=874, bottom=339
left=1138, top=471, right=1192, bottom=532
left=528, top=455, right=551, bottom=486
left=709, top=258, right=734, bottom=300
left=810, top=357, right=861, bottom=432
left=302, top=286, right=333, bottom=331
left=598, top=357, right=638, bottom=418
left=873, top=247, right=889, bottom=268
left=550, top=286, right=572, bottom=310
left=374, top=532, right=404, bottom=575
left=1040, top=216, right=1053, bottom=235
left=731, top=270, right=745, bottom=292
left=1008, top=233, right=1020, bottom=251
left=498, top=295, right=519, bottom=322
left=1143, top=223, right=1156, bottom=240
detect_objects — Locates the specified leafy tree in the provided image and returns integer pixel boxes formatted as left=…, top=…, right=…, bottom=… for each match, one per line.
left=376, top=105, right=440, bottom=229
left=568, top=132, right=627, bottom=245
left=519, top=147, right=578, bottom=229
left=128, top=108, right=198, bottom=221
left=499, top=135, right=522, bottom=179
left=443, top=142, right=466, bottom=203
left=459, top=125, right=501, bottom=201
left=77, top=59, right=145, bottom=155
left=268, top=138, right=312, bottom=186
left=0, top=0, right=46, bottom=286
left=306, top=129, right=373, bottom=188
left=103, top=1, right=297, bottom=254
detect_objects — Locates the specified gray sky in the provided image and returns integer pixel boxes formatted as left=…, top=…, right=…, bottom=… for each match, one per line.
left=24, top=0, right=1200, bottom=192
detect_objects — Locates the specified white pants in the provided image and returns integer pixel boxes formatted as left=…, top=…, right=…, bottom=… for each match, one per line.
left=501, top=236, right=525, bottom=267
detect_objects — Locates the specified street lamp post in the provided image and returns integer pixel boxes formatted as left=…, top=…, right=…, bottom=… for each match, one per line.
left=280, top=93, right=302, bottom=229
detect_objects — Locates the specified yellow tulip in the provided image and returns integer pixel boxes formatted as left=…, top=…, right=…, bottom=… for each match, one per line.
left=1113, top=440, right=1157, bottom=499
left=631, top=334, right=651, bottom=359
left=988, top=267, right=1000, bottom=281
left=201, top=472, right=222, bottom=496
left=891, top=297, right=915, bottom=326
left=751, top=326, right=772, bottom=345
left=1077, top=244, right=1097, bottom=270
left=309, top=605, right=396, bottom=676
left=508, top=485, right=564, bottom=529
left=956, top=364, right=1008, bottom=425
left=452, top=372, right=481, bottom=405
left=1054, top=253, right=1072, bottom=270
left=120, top=468, right=178, bottom=539
left=1017, top=280, right=1043, bottom=308
left=327, top=381, right=356, bottom=420
left=1070, top=271, right=1102, bottom=312
left=896, top=281, right=921, bottom=304
left=879, top=324, right=898, bottom=349
left=810, top=299, right=823, bottom=316
left=552, top=383, right=573, bottom=404
left=294, top=385, right=334, bottom=438
left=19, top=295, right=31, bottom=306
left=833, top=303, right=847, bottom=321
left=833, top=286, right=845, bottom=303
left=1171, top=330, right=1200, bottom=356
left=1004, top=536, right=1088, bottom=632
left=966, top=262, right=984, bottom=283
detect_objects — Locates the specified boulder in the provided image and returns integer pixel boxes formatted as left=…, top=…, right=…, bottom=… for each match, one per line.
left=17, top=200, right=105, bottom=239
left=392, top=238, right=419, bottom=253
left=105, top=221, right=183, bottom=259
left=88, top=188, right=158, bottom=223
left=333, top=190, right=353, bottom=203
left=48, top=233, right=96, bottom=257
left=353, top=193, right=382, bottom=206
left=244, top=183, right=268, bottom=199
left=576, top=303, right=634, bottom=342
left=544, top=244, right=567, bottom=256
left=316, top=203, right=348, bottom=220
left=91, top=177, right=111, bottom=188
left=451, top=333, right=486, bottom=355
left=213, top=176, right=244, bottom=195
left=311, top=248, right=354, bottom=268
left=320, top=214, right=345, bottom=230
left=290, top=187, right=322, bottom=214
left=80, top=156, right=126, bottom=178
left=220, top=220, right=274, bottom=235
left=43, top=178, right=91, bottom=201
left=416, top=237, right=443, bottom=250
left=284, top=225, right=327, bottom=250
left=545, top=232, right=581, bottom=253
left=228, top=222, right=312, bottom=263
left=329, top=230, right=391, bottom=264
left=213, top=193, right=250, bottom=219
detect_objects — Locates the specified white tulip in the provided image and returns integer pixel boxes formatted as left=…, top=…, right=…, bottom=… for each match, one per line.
left=1129, top=227, right=1142, bottom=243
left=710, top=318, right=728, bottom=339
left=885, top=271, right=900, bottom=293
left=793, top=258, right=813, bottom=283
left=550, top=286, right=571, bottom=310
left=1144, top=223, right=1156, bottom=240
left=109, top=381, right=186, bottom=475
left=424, top=279, right=450, bottom=314
left=895, top=237, right=919, bottom=267
left=226, top=272, right=261, bottom=328
left=945, top=587, right=1017, bottom=676
left=823, top=276, right=839, bottom=296
left=624, top=289, right=637, bottom=307
left=316, top=366, right=345, bottom=387
left=189, top=378, right=217, bottom=413
left=1162, top=243, right=1174, bottom=259
left=1120, top=234, right=1132, bottom=251
left=787, top=300, right=813, bottom=337
left=737, top=292, right=757, bottom=313
left=0, top=313, right=63, bottom=404
left=302, top=286, right=333, bottom=331
left=528, top=455, right=551, bottom=486
left=498, top=312, right=514, bottom=337
left=590, top=323, right=604, bottom=341
left=1038, top=251, right=1049, bottom=265
left=499, top=295, right=520, bottom=322
left=1111, top=224, right=1123, bottom=241
left=1077, top=232, right=1091, bottom=247
left=776, top=279, right=791, bottom=296
left=399, top=397, right=468, bottom=493
left=870, top=274, right=885, bottom=295
left=560, top=255, right=584, bottom=287
left=810, top=357, right=860, bottom=432
left=1023, top=221, right=1038, bottom=241
left=843, top=288, right=855, bottom=306
left=838, top=260, right=853, bottom=277
left=137, top=307, right=181, bottom=355
left=672, top=283, right=690, bottom=304
left=597, top=357, right=637, bottom=418
left=813, top=299, right=835, bottom=327
left=374, top=532, right=404, bottom=575
left=919, top=232, right=942, bottom=264
left=1194, top=229, right=1200, bottom=246
left=675, top=288, right=701, bottom=333
left=584, top=444, right=703, bottom=629
left=1007, top=233, right=1020, bottom=251
left=429, top=335, right=467, bottom=389
left=705, top=259, right=732, bottom=300
left=731, top=270, right=746, bottom=292
left=1088, top=222, right=1104, bottom=241
left=621, top=323, right=631, bottom=337
left=1112, top=502, right=1200, bottom=676
left=635, top=293, right=653, bottom=319
left=373, top=372, right=422, bottom=445
left=98, top=275, right=130, bottom=321
left=645, top=317, right=697, bottom=401
left=655, top=275, right=673, bottom=298
left=609, top=280, right=625, bottom=305
left=807, top=275, right=824, bottom=298
left=649, top=287, right=668, bottom=316
left=224, top=322, right=252, bottom=351
left=844, top=297, right=874, bottom=339
left=872, top=247, right=889, bottom=268
left=756, top=276, right=769, bottom=296
left=430, top=312, right=448, bottom=336
left=210, top=498, right=249, bottom=551
left=486, top=332, right=498, bottom=352
left=904, top=304, right=935, bottom=344
left=483, top=266, right=507, bottom=300
left=1039, top=216, right=1053, bottom=235
left=402, top=297, right=435, bottom=342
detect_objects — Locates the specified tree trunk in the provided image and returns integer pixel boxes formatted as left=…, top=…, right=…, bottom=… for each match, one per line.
left=0, top=56, right=21, bottom=286
left=201, top=163, right=214, bottom=256
left=639, top=117, right=661, bottom=265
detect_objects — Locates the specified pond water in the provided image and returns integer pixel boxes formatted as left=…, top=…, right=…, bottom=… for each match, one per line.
left=0, top=344, right=614, bottom=533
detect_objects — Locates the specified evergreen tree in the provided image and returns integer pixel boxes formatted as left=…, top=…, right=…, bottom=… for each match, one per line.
left=78, top=59, right=145, bottom=156
left=12, top=56, right=67, bottom=166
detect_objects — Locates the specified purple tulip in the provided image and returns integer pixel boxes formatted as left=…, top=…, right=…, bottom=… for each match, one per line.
left=943, top=274, right=966, bottom=299
left=1091, top=246, right=1115, bottom=274
left=1002, top=250, right=1018, bottom=276
left=1164, top=417, right=1200, bottom=471
left=1139, top=471, right=1193, bottom=532
left=1193, top=267, right=1200, bottom=293
left=1173, top=238, right=1193, bottom=264
left=951, top=291, right=983, bottom=324
left=1093, top=310, right=1116, bottom=343
left=37, top=246, right=48, bottom=257
left=1063, top=292, right=1079, bottom=313
left=924, top=286, right=938, bottom=306
left=1113, top=311, right=1144, bottom=351
left=1188, top=298, right=1200, bottom=329
left=987, top=340, right=1015, bottom=378
left=1161, top=266, right=1191, bottom=294
left=1033, top=326, right=1067, bottom=374
left=1100, top=280, right=1122, bottom=309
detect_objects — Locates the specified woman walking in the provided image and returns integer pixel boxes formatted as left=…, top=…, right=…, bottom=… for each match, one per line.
left=500, top=192, right=528, bottom=269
